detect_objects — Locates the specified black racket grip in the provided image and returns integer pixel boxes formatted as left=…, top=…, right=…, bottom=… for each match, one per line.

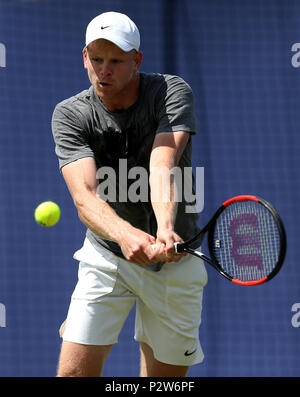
left=174, top=242, right=186, bottom=253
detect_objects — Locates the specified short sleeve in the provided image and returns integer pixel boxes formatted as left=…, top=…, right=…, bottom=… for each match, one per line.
left=51, top=103, right=95, bottom=170
left=155, top=75, right=197, bottom=135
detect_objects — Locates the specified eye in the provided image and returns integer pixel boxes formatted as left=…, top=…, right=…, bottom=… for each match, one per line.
left=91, top=57, right=103, bottom=63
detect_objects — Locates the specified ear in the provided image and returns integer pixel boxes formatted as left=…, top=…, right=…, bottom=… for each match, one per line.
left=83, top=47, right=88, bottom=69
left=134, top=51, right=143, bottom=72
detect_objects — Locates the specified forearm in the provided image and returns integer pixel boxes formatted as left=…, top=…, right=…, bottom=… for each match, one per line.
left=149, top=169, right=184, bottom=261
left=149, top=131, right=189, bottom=232
left=61, top=157, right=161, bottom=265
left=149, top=170, right=178, bottom=231
left=149, top=131, right=191, bottom=260
left=75, top=189, right=164, bottom=265
left=74, top=189, right=130, bottom=244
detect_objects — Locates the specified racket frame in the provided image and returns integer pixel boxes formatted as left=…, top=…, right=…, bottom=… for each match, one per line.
left=175, top=195, right=286, bottom=286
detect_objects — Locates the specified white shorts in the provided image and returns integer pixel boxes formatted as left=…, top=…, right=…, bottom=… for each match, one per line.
left=62, top=238, right=208, bottom=366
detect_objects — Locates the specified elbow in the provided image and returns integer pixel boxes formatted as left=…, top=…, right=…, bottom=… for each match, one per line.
left=72, top=182, right=96, bottom=211
left=72, top=193, right=87, bottom=221
left=73, top=191, right=85, bottom=209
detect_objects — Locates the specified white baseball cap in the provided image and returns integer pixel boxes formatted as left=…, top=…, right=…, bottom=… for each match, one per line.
left=85, top=11, right=140, bottom=52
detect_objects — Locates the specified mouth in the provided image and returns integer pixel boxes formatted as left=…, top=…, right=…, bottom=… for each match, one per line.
left=98, top=81, right=112, bottom=88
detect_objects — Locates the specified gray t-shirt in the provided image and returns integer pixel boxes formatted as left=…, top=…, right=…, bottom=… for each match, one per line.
left=52, top=72, right=200, bottom=268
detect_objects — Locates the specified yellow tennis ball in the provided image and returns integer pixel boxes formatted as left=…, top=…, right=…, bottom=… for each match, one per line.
left=34, top=201, right=61, bottom=227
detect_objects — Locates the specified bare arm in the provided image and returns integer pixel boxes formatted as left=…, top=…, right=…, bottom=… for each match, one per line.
left=149, top=131, right=190, bottom=261
left=61, top=157, right=163, bottom=265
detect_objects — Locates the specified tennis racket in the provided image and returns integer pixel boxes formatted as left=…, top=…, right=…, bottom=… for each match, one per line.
left=173, top=195, right=286, bottom=286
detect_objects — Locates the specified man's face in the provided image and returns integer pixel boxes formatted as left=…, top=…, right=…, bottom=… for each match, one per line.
left=83, top=39, right=142, bottom=107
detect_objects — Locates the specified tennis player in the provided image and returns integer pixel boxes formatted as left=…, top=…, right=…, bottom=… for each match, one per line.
left=52, top=11, right=207, bottom=377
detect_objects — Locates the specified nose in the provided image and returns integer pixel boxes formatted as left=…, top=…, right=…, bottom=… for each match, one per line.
left=100, top=60, right=112, bottom=77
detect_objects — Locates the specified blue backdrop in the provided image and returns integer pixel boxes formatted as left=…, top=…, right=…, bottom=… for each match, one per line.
left=0, top=0, right=299, bottom=377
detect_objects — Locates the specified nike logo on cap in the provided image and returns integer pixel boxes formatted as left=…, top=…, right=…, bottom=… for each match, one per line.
left=101, top=25, right=110, bottom=29
left=184, top=348, right=197, bottom=356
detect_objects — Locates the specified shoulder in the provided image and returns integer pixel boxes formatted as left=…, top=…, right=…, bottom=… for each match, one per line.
left=141, top=73, right=193, bottom=99
left=52, top=87, right=94, bottom=121
left=141, top=72, right=190, bottom=86
left=163, top=74, right=194, bottom=95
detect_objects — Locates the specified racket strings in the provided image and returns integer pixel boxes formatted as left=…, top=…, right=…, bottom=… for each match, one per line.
left=212, top=201, right=281, bottom=281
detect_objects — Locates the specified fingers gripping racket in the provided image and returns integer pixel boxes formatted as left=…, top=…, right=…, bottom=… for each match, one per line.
left=174, top=195, right=286, bottom=286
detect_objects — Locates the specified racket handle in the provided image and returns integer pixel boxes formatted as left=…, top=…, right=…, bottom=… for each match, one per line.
left=174, top=242, right=185, bottom=253
left=152, top=242, right=183, bottom=254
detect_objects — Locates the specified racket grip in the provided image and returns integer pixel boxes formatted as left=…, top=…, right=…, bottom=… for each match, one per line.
left=152, top=242, right=184, bottom=254
left=174, top=242, right=184, bottom=253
